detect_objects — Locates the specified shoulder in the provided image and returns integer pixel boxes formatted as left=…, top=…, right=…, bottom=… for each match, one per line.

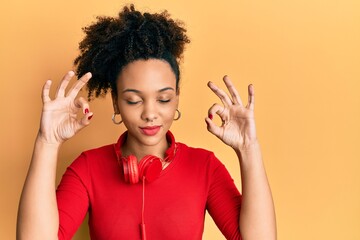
left=177, top=142, right=211, bottom=156
left=175, top=142, right=236, bottom=189
left=176, top=142, right=224, bottom=168
left=69, top=142, right=117, bottom=170
left=82, top=143, right=116, bottom=158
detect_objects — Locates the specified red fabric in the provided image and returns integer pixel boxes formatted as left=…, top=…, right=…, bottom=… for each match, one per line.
left=56, top=134, right=242, bottom=240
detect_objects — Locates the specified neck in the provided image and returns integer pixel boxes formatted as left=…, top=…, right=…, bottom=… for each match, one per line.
left=121, top=135, right=169, bottom=162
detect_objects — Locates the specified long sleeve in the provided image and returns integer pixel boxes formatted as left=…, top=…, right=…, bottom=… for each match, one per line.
left=206, top=153, right=242, bottom=240
left=56, top=153, right=90, bottom=240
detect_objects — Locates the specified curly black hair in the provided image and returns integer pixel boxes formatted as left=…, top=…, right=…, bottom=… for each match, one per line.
left=74, top=4, right=190, bottom=100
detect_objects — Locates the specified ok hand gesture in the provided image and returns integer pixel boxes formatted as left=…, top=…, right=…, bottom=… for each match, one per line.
left=205, top=76, right=257, bottom=151
left=38, top=71, right=93, bottom=144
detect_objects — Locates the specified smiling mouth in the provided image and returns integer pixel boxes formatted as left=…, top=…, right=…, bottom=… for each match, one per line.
left=140, top=126, right=161, bottom=136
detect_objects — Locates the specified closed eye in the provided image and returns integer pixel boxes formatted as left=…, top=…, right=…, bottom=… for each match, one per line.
left=158, top=99, right=171, bottom=103
left=126, top=100, right=141, bottom=105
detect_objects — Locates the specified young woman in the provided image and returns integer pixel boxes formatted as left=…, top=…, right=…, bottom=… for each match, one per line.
left=17, top=4, right=276, bottom=240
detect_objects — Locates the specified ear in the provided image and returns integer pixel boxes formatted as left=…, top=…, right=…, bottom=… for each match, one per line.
left=111, top=92, right=120, bottom=114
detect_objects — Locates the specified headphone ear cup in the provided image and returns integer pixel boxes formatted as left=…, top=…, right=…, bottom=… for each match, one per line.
left=138, top=155, right=162, bottom=183
left=122, top=155, right=139, bottom=184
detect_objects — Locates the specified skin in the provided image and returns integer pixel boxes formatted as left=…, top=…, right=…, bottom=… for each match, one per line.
left=16, top=71, right=93, bottom=240
left=206, top=77, right=277, bottom=239
left=111, top=59, right=179, bottom=160
left=17, top=59, right=276, bottom=240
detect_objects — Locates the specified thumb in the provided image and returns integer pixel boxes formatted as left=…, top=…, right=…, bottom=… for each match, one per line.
left=205, top=117, right=222, bottom=139
left=73, top=97, right=94, bottom=132
left=73, top=112, right=93, bottom=134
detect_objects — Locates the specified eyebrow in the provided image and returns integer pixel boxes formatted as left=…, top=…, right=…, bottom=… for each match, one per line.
left=122, top=87, right=175, bottom=94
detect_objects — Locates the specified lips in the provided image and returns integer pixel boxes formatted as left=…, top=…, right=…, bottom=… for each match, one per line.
left=140, top=126, right=161, bottom=136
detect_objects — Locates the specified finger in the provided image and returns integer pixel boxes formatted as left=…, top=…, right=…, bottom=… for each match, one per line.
left=55, top=71, right=75, bottom=98
left=74, top=97, right=93, bottom=123
left=42, top=80, right=52, bottom=103
left=207, top=81, right=233, bottom=107
left=80, top=112, right=93, bottom=126
left=74, top=112, right=93, bottom=134
left=205, top=117, right=223, bottom=139
left=67, top=72, right=92, bottom=99
left=223, top=75, right=243, bottom=106
left=208, top=103, right=227, bottom=121
left=73, top=96, right=93, bottom=132
left=246, top=84, right=255, bottom=110
left=74, top=97, right=90, bottom=114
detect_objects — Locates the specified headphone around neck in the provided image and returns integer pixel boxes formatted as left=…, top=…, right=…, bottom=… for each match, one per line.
left=114, top=131, right=177, bottom=184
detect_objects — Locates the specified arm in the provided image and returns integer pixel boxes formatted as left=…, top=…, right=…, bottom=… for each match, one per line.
left=16, top=71, right=93, bottom=240
left=205, top=76, right=276, bottom=239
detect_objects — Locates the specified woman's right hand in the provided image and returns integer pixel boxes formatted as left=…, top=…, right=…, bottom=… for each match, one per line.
left=38, top=71, right=93, bottom=145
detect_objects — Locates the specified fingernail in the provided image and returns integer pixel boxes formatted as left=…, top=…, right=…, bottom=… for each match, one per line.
left=85, top=108, right=89, bottom=114
left=208, top=114, right=213, bottom=120
left=88, top=115, right=93, bottom=120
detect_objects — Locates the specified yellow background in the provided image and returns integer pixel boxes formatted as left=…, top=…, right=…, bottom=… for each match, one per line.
left=1, top=0, right=359, bottom=239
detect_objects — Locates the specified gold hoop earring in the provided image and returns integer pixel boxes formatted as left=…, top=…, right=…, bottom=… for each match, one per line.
left=174, top=109, right=181, bottom=121
left=112, top=113, right=123, bottom=125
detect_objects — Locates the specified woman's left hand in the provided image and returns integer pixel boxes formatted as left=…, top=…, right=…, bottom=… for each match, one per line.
left=205, top=75, right=258, bottom=151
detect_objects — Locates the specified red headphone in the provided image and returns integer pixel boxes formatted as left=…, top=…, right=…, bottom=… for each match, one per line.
left=113, top=131, right=177, bottom=184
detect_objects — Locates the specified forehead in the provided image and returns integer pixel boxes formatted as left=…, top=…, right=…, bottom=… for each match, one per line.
left=117, top=59, right=176, bottom=91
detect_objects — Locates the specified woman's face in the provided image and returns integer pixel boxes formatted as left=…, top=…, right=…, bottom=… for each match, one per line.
left=113, top=59, right=179, bottom=149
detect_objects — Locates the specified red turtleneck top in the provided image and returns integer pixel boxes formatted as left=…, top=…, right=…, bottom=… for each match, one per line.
left=56, top=132, right=242, bottom=239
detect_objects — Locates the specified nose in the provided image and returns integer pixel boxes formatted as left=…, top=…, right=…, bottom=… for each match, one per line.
left=141, top=101, right=158, bottom=122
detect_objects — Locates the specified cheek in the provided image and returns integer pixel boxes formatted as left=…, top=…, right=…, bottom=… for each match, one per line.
left=161, top=104, right=178, bottom=120
left=118, top=104, right=136, bottom=120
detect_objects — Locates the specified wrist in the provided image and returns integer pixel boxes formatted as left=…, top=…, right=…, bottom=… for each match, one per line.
left=35, top=132, right=62, bottom=149
left=234, top=141, right=262, bottom=166
left=31, top=133, right=62, bottom=168
left=234, top=140, right=260, bottom=154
